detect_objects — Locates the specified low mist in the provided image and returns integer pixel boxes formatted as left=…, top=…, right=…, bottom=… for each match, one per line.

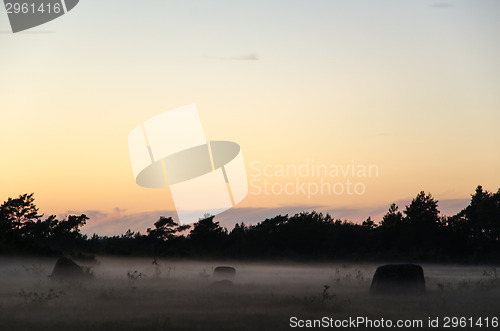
left=0, top=257, right=498, bottom=330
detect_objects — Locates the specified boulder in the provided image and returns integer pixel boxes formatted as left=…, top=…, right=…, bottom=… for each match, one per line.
left=50, top=257, right=91, bottom=280
left=213, top=266, right=236, bottom=279
left=370, top=264, right=425, bottom=295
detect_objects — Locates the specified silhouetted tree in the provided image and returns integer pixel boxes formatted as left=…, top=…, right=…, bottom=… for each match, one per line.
left=404, top=191, right=441, bottom=227
left=380, top=203, right=403, bottom=227
left=189, top=215, right=228, bottom=254
left=230, top=222, right=249, bottom=237
left=0, top=193, right=89, bottom=254
left=0, top=193, right=42, bottom=236
left=462, top=185, right=500, bottom=241
left=147, top=216, right=189, bottom=241
left=400, top=191, right=446, bottom=258
left=2, top=186, right=500, bottom=261
left=122, top=229, right=136, bottom=239
left=22, top=215, right=58, bottom=241
left=362, top=216, right=375, bottom=228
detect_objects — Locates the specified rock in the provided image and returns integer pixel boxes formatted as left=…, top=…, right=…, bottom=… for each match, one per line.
left=370, top=264, right=425, bottom=295
left=213, top=266, right=236, bottom=279
left=50, top=257, right=91, bottom=280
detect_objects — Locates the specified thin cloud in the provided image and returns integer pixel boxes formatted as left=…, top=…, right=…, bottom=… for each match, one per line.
left=204, top=53, right=260, bottom=61
left=232, top=53, right=260, bottom=61
left=78, top=198, right=470, bottom=237
left=431, top=3, right=455, bottom=8
left=65, top=210, right=108, bottom=220
left=65, top=208, right=126, bottom=223
left=81, top=210, right=176, bottom=237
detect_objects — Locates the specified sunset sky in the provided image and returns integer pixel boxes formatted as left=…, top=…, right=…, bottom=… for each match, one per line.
left=1, top=0, right=499, bottom=235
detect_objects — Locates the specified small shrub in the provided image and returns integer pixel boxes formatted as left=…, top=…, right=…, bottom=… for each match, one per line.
left=321, top=285, right=334, bottom=303
left=354, top=268, right=365, bottom=282
left=19, top=288, right=64, bottom=305
left=152, top=258, right=161, bottom=278
left=127, top=270, right=144, bottom=284
left=300, top=284, right=336, bottom=308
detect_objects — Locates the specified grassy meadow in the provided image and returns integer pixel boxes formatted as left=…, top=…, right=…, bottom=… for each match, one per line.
left=0, top=257, right=498, bottom=330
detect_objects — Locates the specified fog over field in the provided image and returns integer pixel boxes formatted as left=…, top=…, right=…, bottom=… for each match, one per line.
left=0, top=257, right=498, bottom=330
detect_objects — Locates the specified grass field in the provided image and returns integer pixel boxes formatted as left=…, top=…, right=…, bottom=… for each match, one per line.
left=0, top=257, right=498, bottom=330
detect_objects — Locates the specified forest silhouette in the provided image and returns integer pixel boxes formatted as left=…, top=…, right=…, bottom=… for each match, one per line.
left=1, top=185, right=499, bottom=262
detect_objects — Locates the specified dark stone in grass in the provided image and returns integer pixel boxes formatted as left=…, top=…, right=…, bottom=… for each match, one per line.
left=213, top=266, right=236, bottom=279
left=50, top=257, right=91, bottom=280
left=370, top=264, right=425, bottom=295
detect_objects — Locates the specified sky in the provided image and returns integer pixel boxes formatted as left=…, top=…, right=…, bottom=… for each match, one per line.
left=1, top=0, right=499, bottom=235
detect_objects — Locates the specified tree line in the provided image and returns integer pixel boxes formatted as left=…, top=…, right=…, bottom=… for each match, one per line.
left=1, top=185, right=499, bottom=262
